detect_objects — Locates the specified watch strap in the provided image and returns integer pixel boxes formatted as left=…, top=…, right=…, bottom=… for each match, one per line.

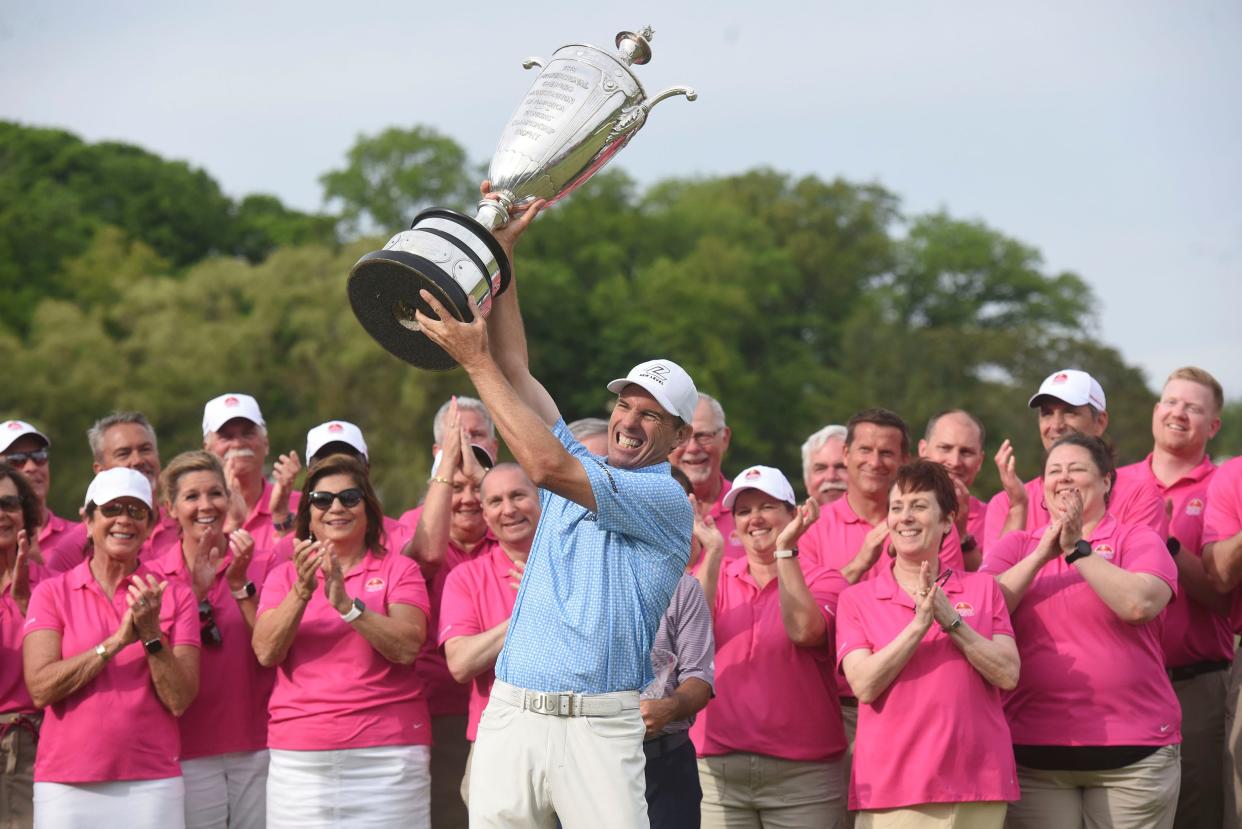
left=340, top=597, right=365, bottom=623
left=1065, top=539, right=1092, bottom=564
left=774, top=548, right=798, bottom=560
left=95, top=642, right=109, bottom=661
left=231, top=581, right=257, bottom=600
left=143, top=637, right=164, bottom=655
left=1166, top=537, right=1181, bottom=558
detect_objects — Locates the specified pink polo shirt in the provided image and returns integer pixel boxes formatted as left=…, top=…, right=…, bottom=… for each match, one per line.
left=38, top=511, right=84, bottom=571
left=983, top=472, right=1164, bottom=551
left=24, top=560, right=200, bottom=783
left=965, top=495, right=986, bottom=554
left=1118, top=454, right=1230, bottom=667
left=1, top=562, right=47, bottom=715
left=691, top=556, right=847, bottom=762
left=258, top=550, right=431, bottom=750
left=45, top=516, right=180, bottom=574
left=800, top=495, right=965, bottom=579
left=980, top=515, right=1181, bottom=746
left=1203, top=456, right=1242, bottom=547
left=438, top=544, right=521, bottom=740
left=148, top=544, right=280, bottom=759
left=836, top=564, right=1018, bottom=810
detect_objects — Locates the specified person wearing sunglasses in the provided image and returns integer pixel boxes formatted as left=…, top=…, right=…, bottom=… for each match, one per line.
left=838, top=460, right=1019, bottom=828
left=690, top=465, right=848, bottom=828
left=143, top=451, right=272, bottom=829
left=0, top=420, right=83, bottom=571
left=0, top=462, right=48, bottom=826
left=23, top=467, right=201, bottom=828
left=252, top=454, right=431, bottom=827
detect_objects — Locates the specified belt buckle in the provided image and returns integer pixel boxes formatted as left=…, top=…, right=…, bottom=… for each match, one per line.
left=528, top=690, right=575, bottom=717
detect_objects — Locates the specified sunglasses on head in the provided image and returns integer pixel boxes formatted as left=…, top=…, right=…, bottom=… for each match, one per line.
left=0, top=495, right=23, bottom=513
left=2, top=449, right=48, bottom=467
left=308, top=488, right=364, bottom=511
left=98, top=502, right=151, bottom=521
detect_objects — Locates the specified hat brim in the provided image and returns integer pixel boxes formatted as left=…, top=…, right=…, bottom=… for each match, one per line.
left=1027, top=391, right=1090, bottom=409
left=605, top=378, right=681, bottom=422
left=721, top=482, right=797, bottom=511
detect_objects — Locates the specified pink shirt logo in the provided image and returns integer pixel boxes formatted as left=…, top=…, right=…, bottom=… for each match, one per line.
left=364, top=577, right=386, bottom=592
left=1093, top=543, right=1115, bottom=560
left=953, top=600, right=975, bottom=617
left=1186, top=498, right=1204, bottom=516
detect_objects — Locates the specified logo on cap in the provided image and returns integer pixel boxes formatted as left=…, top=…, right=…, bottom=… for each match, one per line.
left=329, top=423, right=343, bottom=433
left=224, top=396, right=239, bottom=407
left=953, top=601, right=975, bottom=617
left=1052, top=373, right=1069, bottom=384
left=6, top=422, right=21, bottom=430
left=1186, top=498, right=1204, bottom=516
left=1093, top=543, right=1115, bottom=560
left=639, top=365, right=670, bottom=385
left=744, top=468, right=762, bottom=479
left=365, top=577, right=385, bottom=592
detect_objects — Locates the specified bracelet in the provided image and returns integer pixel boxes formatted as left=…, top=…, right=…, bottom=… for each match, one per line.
left=428, top=475, right=452, bottom=486
left=273, top=513, right=295, bottom=532
left=940, top=615, right=963, bottom=634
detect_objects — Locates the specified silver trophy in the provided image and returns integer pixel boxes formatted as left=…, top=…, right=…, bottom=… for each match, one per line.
left=348, top=26, right=696, bottom=369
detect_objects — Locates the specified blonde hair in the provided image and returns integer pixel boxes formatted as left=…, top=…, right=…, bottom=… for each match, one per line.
left=1165, top=367, right=1223, bottom=413
left=159, top=450, right=227, bottom=507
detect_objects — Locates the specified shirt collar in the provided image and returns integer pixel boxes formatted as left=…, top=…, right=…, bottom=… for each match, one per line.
left=833, top=494, right=871, bottom=526
left=39, top=510, right=70, bottom=541
left=490, top=541, right=522, bottom=577
left=708, top=474, right=732, bottom=518
left=876, top=558, right=963, bottom=609
left=67, top=557, right=156, bottom=590
left=1087, top=513, right=1119, bottom=543
left=1143, top=452, right=1215, bottom=488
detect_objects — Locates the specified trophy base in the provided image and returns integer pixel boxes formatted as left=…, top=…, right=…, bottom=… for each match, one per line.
left=347, top=209, right=511, bottom=371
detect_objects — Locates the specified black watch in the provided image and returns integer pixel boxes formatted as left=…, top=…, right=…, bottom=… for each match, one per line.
left=1065, top=539, right=1092, bottom=564
left=1166, top=537, right=1181, bottom=558
left=961, top=534, right=978, bottom=555
left=143, top=637, right=164, bottom=655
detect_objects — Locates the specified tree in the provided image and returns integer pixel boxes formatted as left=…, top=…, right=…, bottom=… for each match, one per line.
left=319, top=126, right=475, bottom=237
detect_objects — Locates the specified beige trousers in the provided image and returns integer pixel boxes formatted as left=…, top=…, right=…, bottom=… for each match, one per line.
left=697, top=752, right=848, bottom=829
left=1006, top=744, right=1180, bottom=829
left=857, top=801, right=1006, bottom=829
left=1171, top=668, right=1227, bottom=829
left=0, top=716, right=37, bottom=829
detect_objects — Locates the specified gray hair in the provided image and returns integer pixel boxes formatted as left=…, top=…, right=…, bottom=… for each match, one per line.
left=800, top=424, right=847, bottom=478
left=88, top=411, right=159, bottom=463
left=433, top=396, right=494, bottom=445
left=568, top=417, right=609, bottom=440
left=698, top=393, right=726, bottom=429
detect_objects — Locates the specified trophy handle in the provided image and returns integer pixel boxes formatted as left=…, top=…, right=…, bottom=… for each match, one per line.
left=647, top=85, right=698, bottom=108
left=521, top=57, right=546, bottom=70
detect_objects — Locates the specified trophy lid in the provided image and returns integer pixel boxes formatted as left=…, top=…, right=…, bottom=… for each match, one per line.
left=615, top=26, right=654, bottom=66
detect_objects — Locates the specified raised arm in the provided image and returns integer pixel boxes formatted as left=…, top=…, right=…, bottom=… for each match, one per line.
left=404, top=401, right=467, bottom=570
left=690, top=498, right=725, bottom=613
left=775, top=499, right=828, bottom=646
left=840, top=564, right=935, bottom=704
left=253, top=541, right=321, bottom=667
left=990, top=524, right=1061, bottom=613
left=127, top=576, right=200, bottom=716
left=321, top=547, right=426, bottom=665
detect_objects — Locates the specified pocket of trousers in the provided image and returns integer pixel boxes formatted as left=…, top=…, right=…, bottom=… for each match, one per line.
left=581, top=710, right=645, bottom=741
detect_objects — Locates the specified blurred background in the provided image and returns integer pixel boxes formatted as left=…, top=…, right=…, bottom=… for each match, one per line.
left=2, top=1, right=1239, bottom=516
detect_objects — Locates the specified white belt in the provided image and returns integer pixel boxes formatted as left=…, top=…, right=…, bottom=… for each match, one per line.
left=491, top=679, right=639, bottom=718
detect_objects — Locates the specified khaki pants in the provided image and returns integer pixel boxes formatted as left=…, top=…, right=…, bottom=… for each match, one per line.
left=469, top=682, right=648, bottom=828
left=697, top=753, right=847, bottom=829
left=1226, top=654, right=1242, bottom=829
left=857, top=801, right=1006, bottom=829
left=1171, top=668, right=1227, bottom=829
left=1006, top=744, right=1180, bottom=829
left=432, top=714, right=470, bottom=829
left=842, top=702, right=858, bottom=829
left=0, top=714, right=38, bottom=829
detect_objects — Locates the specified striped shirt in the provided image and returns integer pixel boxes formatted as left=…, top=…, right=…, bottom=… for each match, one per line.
left=647, top=573, right=715, bottom=738
left=495, top=419, right=693, bottom=694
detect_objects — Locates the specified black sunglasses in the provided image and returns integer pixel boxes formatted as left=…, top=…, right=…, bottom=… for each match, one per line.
left=1, top=449, right=48, bottom=466
left=935, top=568, right=953, bottom=588
left=98, top=502, right=151, bottom=521
left=0, top=495, right=23, bottom=513
left=308, top=488, right=364, bottom=511
left=198, top=602, right=223, bottom=647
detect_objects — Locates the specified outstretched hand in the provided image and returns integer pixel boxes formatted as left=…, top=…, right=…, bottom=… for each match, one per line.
left=414, top=291, right=491, bottom=371
left=480, top=181, right=546, bottom=258
left=776, top=497, right=820, bottom=552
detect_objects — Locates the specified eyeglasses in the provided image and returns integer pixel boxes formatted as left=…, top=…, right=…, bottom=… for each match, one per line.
left=1, top=449, right=48, bottom=467
left=935, top=568, right=953, bottom=588
left=308, top=488, right=364, bottom=511
left=0, top=495, right=23, bottom=513
left=687, top=429, right=722, bottom=446
left=98, top=502, right=151, bottom=521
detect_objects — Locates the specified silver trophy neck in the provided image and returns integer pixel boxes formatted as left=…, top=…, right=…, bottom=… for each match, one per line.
left=615, top=26, right=654, bottom=66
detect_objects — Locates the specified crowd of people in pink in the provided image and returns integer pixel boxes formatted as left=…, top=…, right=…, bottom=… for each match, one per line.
left=2, top=209, right=1240, bottom=829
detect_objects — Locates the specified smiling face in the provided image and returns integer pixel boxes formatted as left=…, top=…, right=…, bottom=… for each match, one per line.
left=169, top=469, right=228, bottom=547
left=919, top=412, right=984, bottom=487
left=887, top=486, right=952, bottom=560
left=0, top=477, right=21, bottom=551
left=846, top=423, right=906, bottom=500
left=450, top=469, right=487, bottom=546
left=805, top=437, right=847, bottom=505
left=481, top=466, right=541, bottom=550
left=2, top=435, right=49, bottom=505
left=606, top=385, right=690, bottom=470
left=731, top=488, right=796, bottom=561
left=1036, top=400, right=1107, bottom=450
left=1153, top=378, right=1220, bottom=457
left=669, top=398, right=731, bottom=490
left=96, top=423, right=162, bottom=491
left=1043, top=443, right=1109, bottom=523
left=205, top=418, right=269, bottom=479
left=308, top=472, right=367, bottom=549
left=87, top=497, right=152, bottom=562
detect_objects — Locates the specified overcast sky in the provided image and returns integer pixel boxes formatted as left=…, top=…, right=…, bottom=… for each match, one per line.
left=3, top=1, right=1239, bottom=397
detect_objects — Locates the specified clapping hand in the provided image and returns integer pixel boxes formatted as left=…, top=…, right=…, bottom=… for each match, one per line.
left=189, top=522, right=227, bottom=601
left=269, top=450, right=302, bottom=528
left=225, top=529, right=255, bottom=593
left=292, top=538, right=322, bottom=602
left=776, top=497, right=820, bottom=552
left=320, top=542, right=352, bottom=615
left=126, top=574, right=168, bottom=644
left=11, top=530, right=32, bottom=615
left=994, top=439, right=1027, bottom=509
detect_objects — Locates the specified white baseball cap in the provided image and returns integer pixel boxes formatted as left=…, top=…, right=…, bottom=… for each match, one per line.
left=722, top=465, right=797, bottom=510
left=307, top=420, right=369, bottom=461
left=606, top=359, right=698, bottom=423
left=0, top=420, right=50, bottom=453
left=202, top=393, right=266, bottom=436
left=84, top=467, right=153, bottom=509
left=1028, top=369, right=1107, bottom=412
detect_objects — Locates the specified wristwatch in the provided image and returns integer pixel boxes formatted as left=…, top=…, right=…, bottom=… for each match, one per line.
left=1065, top=539, right=1092, bottom=564
left=231, top=581, right=257, bottom=600
left=1166, top=537, right=1181, bottom=558
left=95, top=642, right=110, bottom=661
left=961, top=534, right=978, bottom=555
left=143, top=637, right=164, bottom=655
left=273, top=513, right=295, bottom=533
left=774, top=548, right=798, bottom=560
left=340, top=597, right=365, bottom=623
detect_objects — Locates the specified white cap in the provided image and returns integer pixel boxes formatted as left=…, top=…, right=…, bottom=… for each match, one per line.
left=202, top=393, right=266, bottom=436
left=0, top=420, right=50, bottom=453
left=606, top=359, right=698, bottom=423
left=84, top=467, right=153, bottom=509
left=307, top=420, right=368, bottom=461
left=722, top=465, right=797, bottom=510
left=1028, top=369, right=1107, bottom=412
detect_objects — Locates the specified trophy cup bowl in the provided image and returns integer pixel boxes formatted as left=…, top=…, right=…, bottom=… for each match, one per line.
left=348, top=26, right=696, bottom=370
